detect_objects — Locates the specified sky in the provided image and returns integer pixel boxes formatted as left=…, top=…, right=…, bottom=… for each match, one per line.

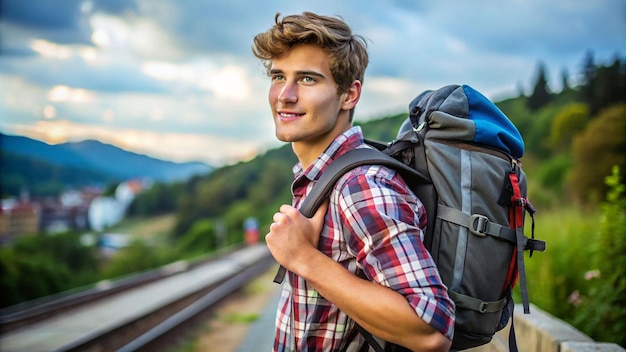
left=1, top=1, right=624, bottom=166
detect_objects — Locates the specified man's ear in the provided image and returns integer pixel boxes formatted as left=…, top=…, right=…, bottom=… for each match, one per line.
left=341, top=80, right=361, bottom=111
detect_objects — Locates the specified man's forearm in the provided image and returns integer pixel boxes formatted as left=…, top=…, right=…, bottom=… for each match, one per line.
left=296, top=250, right=452, bottom=352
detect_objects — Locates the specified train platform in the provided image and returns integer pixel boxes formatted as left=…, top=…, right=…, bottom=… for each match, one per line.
left=236, top=281, right=281, bottom=352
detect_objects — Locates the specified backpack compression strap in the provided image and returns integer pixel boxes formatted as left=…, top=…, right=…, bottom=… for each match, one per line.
left=436, top=205, right=545, bottom=252
left=272, top=147, right=425, bottom=283
left=509, top=169, right=532, bottom=314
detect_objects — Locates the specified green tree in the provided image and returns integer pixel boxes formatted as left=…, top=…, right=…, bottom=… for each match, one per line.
left=527, top=61, right=552, bottom=111
left=516, top=81, right=526, bottom=97
left=129, top=182, right=185, bottom=216
left=560, top=67, right=571, bottom=92
left=576, top=51, right=626, bottom=115
left=570, top=104, right=626, bottom=201
left=524, top=104, right=561, bottom=157
left=549, top=103, right=589, bottom=151
left=578, top=50, right=599, bottom=113
left=596, top=56, right=626, bottom=110
left=177, top=219, right=217, bottom=255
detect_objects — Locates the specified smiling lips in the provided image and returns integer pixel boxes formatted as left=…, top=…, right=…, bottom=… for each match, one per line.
left=277, top=111, right=304, bottom=121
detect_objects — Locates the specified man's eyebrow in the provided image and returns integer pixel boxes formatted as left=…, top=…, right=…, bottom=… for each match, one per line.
left=295, top=70, right=326, bottom=78
left=269, top=69, right=326, bottom=79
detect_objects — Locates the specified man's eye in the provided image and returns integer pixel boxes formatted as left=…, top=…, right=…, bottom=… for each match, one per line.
left=271, top=75, right=285, bottom=81
left=301, top=76, right=315, bottom=83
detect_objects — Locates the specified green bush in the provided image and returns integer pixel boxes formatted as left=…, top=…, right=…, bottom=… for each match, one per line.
left=101, top=240, right=178, bottom=279
left=572, top=166, right=626, bottom=347
left=537, top=155, right=572, bottom=195
left=0, top=232, right=99, bottom=308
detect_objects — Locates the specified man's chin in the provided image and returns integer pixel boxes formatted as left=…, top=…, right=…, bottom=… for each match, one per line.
left=275, top=131, right=297, bottom=143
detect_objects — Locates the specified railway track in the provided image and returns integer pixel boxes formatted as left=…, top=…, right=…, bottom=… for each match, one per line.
left=0, top=244, right=275, bottom=352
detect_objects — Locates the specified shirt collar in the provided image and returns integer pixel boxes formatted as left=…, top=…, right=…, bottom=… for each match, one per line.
left=292, top=125, right=364, bottom=184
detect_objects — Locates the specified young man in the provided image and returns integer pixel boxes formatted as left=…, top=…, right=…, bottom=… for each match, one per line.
left=252, top=12, right=455, bottom=352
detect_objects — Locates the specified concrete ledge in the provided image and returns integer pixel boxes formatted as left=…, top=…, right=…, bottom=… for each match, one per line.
left=513, top=303, right=591, bottom=351
left=561, top=342, right=626, bottom=352
left=464, top=304, right=624, bottom=352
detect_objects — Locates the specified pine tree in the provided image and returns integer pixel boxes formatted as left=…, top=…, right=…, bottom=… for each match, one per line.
left=561, top=67, right=571, bottom=92
left=596, top=56, right=626, bottom=109
left=527, top=61, right=552, bottom=111
left=578, top=50, right=600, bottom=114
left=516, top=81, right=526, bottom=97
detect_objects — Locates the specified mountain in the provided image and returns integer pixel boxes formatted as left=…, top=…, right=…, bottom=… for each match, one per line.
left=0, top=133, right=213, bottom=193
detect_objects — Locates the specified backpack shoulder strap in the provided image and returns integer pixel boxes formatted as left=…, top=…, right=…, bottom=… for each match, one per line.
left=299, top=147, right=422, bottom=217
left=273, top=147, right=423, bottom=284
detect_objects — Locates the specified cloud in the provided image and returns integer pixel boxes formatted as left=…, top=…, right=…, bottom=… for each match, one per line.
left=0, top=0, right=624, bottom=166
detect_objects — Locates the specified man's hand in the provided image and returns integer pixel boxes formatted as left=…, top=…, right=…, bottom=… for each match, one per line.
left=265, top=201, right=329, bottom=274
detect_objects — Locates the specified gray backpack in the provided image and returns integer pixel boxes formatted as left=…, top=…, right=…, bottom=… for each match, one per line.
left=274, top=84, right=546, bottom=351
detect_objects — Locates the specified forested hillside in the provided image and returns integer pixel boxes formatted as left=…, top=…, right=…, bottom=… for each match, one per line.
left=132, top=51, right=625, bottom=243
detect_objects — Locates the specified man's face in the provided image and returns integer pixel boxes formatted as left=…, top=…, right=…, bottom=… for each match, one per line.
left=268, top=44, right=352, bottom=148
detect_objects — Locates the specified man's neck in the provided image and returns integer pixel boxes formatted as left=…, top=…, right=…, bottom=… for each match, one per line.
left=292, top=140, right=330, bottom=170
left=293, top=123, right=352, bottom=170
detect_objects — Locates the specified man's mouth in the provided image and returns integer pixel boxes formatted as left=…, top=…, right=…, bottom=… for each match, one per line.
left=277, top=111, right=304, bottom=121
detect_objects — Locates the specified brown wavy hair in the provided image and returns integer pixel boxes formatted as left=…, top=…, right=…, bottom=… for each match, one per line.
left=252, top=12, right=369, bottom=117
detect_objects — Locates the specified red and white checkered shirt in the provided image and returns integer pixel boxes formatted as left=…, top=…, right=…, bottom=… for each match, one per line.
left=273, top=126, right=455, bottom=352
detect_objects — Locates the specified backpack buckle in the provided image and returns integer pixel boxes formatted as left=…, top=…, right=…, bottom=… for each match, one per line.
left=469, top=214, right=489, bottom=237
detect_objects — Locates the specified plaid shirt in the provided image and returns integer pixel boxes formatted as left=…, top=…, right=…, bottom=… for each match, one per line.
left=273, top=126, right=455, bottom=352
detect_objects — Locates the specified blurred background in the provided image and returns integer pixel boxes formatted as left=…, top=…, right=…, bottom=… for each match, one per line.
left=1, top=0, right=623, bottom=165
left=0, top=0, right=624, bottom=350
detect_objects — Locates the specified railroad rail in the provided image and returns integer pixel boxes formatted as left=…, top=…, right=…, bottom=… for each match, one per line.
left=0, top=244, right=275, bottom=352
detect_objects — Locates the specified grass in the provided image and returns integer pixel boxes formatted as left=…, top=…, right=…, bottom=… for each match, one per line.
left=514, top=205, right=602, bottom=323
left=107, top=213, right=176, bottom=239
left=221, top=313, right=260, bottom=324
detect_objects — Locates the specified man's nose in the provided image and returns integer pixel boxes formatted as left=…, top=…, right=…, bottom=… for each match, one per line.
left=278, top=81, right=297, bottom=103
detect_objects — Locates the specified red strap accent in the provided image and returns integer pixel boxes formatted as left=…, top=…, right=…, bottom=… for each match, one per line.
left=505, top=248, right=518, bottom=289
left=503, top=172, right=525, bottom=291
left=509, top=173, right=525, bottom=228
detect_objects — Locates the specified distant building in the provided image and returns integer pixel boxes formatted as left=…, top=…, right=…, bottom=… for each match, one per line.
left=88, top=179, right=147, bottom=232
left=88, top=197, right=125, bottom=232
left=39, top=196, right=91, bottom=234
left=0, top=199, right=40, bottom=242
left=0, top=179, right=147, bottom=241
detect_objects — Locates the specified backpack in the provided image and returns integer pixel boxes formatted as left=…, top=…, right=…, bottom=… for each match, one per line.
left=273, top=84, right=546, bottom=351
